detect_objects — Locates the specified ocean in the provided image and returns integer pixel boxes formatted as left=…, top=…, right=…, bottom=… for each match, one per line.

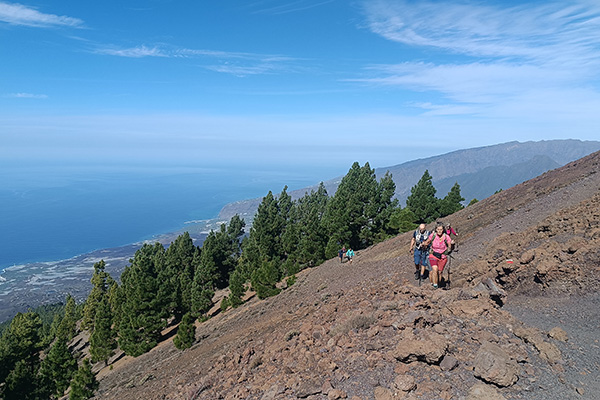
left=0, top=164, right=327, bottom=271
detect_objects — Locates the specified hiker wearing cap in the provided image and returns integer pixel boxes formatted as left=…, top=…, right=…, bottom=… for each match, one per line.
left=424, top=224, right=453, bottom=289
left=409, top=224, right=430, bottom=281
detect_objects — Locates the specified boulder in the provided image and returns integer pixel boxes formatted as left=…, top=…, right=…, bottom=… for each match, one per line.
left=548, top=327, right=568, bottom=342
left=514, top=326, right=562, bottom=363
left=439, top=355, right=459, bottom=371
left=392, top=333, right=448, bottom=365
left=519, top=250, right=535, bottom=264
left=466, top=383, right=506, bottom=400
left=374, top=386, right=394, bottom=400
left=393, top=374, right=416, bottom=392
left=473, top=342, right=519, bottom=387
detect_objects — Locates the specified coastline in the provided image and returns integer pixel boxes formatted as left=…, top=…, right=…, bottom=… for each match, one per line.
left=0, top=218, right=222, bottom=323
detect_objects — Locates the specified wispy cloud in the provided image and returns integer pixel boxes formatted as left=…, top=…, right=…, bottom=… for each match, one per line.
left=244, top=0, right=335, bottom=15
left=363, top=0, right=600, bottom=67
left=94, top=45, right=168, bottom=58
left=4, top=92, right=48, bottom=99
left=358, top=0, right=600, bottom=115
left=94, top=44, right=300, bottom=76
left=0, top=2, right=83, bottom=28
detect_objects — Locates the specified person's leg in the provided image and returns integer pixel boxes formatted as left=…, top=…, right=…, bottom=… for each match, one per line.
left=429, top=256, right=439, bottom=286
left=414, top=250, right=422, bottom=279
left=431, top=265, right=439, bottom=286
left=437, top=258, right=447, bottom=286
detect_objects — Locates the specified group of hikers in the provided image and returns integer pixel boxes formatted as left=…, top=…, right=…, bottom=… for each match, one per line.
left=338, top=246, right=355, bottom=264
left=409, top=222, right=458, bottom=289
left=336, top=222, right=458, bottom=290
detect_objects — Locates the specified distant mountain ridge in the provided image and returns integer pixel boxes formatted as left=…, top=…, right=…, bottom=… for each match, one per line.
left=218, top=139, right=600, bottom=220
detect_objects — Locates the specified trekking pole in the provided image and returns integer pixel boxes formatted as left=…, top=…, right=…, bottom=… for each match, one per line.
left=446, top=254, right=453, bottom=289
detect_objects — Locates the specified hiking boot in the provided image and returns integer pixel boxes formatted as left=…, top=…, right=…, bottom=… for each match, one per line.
left=414, top=271, right=420, bottom=280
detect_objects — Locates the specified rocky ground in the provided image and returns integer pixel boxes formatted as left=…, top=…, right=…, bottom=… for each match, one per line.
left=91, top=151, right=600, bottom=400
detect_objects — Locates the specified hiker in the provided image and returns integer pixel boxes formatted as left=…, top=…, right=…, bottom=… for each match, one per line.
left=346, top=248, right=355, bottom=264
left=409, top=223, right=430, bottom=281
left=424, top=224, right=453, bottom=289
left=446, top=223, right=458, bottom=238
left=339, top=246, right=346, bottom=263
left=445, top=223, right=458, bottom=252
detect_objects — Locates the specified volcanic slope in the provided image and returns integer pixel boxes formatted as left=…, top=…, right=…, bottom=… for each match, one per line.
left=95, top=150, right=600, bottom=400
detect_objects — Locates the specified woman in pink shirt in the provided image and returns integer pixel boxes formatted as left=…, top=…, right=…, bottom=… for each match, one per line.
left=425, top=224, right=453, bottom=288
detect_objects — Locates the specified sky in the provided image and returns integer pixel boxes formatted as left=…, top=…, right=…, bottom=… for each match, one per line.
left=2, top=0, right=600, bottom=178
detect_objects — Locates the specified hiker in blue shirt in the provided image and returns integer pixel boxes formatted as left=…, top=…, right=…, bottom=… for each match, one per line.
left=409, top=224, right=430, bottom=281
left=339, top=246, right=346, bottom=263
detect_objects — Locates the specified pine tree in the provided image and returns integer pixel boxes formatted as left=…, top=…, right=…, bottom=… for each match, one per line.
left=69, top=359, right=98, bottom=400
left=225, top=269, right=246, bottom=308
left=173, top=312, right=196, bottom=350
left=191, top=250, right=215, bottom=317
left=405, top=170, right=439, bottom=223
left=247, top=191, right=284, bottom=265
left=118, top=243, right=168, bottom=356
left=0, top=311, right=43, bottom=383
left=163, top=232, right=199, bottom=318
left=56, top=294, right=77, bottom=342
left=200, top=226, right=231, bottom=289
left=372, top=171, right=399, bottom=239
left=439, top=182, right=465, bottom=217
left=250, top=260, right=282, bottom=299
left=107, top=279, right=123, bottom=332
left=226, top=214, right=246, bottom=253
left=37, top=337, right=77, bottom=398
left=3, top=359, right=37, bottom=400
left=237, top=190, right=288, bottom=297
left=89, top=297, right=116, bottom=365
left=295, top=183, right=328, bottom=267
left=277, top=186, right=296, bottom=266
left=81, top=260, right=112, bottom=331
left=387, top=208, right=418, bottom=233
left=323, top=162, right=387, bottom=256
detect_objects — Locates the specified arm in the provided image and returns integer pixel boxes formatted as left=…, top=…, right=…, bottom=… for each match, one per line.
left=423, top=233, right=434, bottom=246
left=410, top=237, right=416, bottom=253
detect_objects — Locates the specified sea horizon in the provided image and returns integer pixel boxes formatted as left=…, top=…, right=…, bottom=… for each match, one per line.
left=0, top=163, right=338, bottom=271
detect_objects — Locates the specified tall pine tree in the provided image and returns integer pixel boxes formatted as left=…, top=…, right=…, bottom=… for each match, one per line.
left=294, top=183, right=328, bottom=267
left=405, top=170, right=439, bottom=223
left=69, top=359, right=98, bottom=400
left=37, top=337, right=77, bottom=398
left=162, top=232, right=199, bottom=318
left=439, top=182, right=465, bottom=217
left=323, top=162, right=392, bottom=256
left=118, top=243, right=168, bottom=356
left=81, top=260, right=113, bottom=331
left=173, top=312, right=196, bottom=350
left=0, top=311, right=43, bottom=384
left=89, top=297, right=116, bottom=365
left=56, top=294, right=77, bottom=342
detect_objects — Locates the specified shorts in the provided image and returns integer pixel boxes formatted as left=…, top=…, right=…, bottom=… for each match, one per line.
left=429, top=254, right=448, bottom=272
left=414, top=248, right=428, bottom=266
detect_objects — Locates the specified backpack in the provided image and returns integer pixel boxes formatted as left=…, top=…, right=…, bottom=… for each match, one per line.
left=413, top=229, right=430, bottom=248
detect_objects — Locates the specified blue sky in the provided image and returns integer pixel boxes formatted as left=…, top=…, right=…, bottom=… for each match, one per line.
left=2, top=0, right=600, bottom=177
